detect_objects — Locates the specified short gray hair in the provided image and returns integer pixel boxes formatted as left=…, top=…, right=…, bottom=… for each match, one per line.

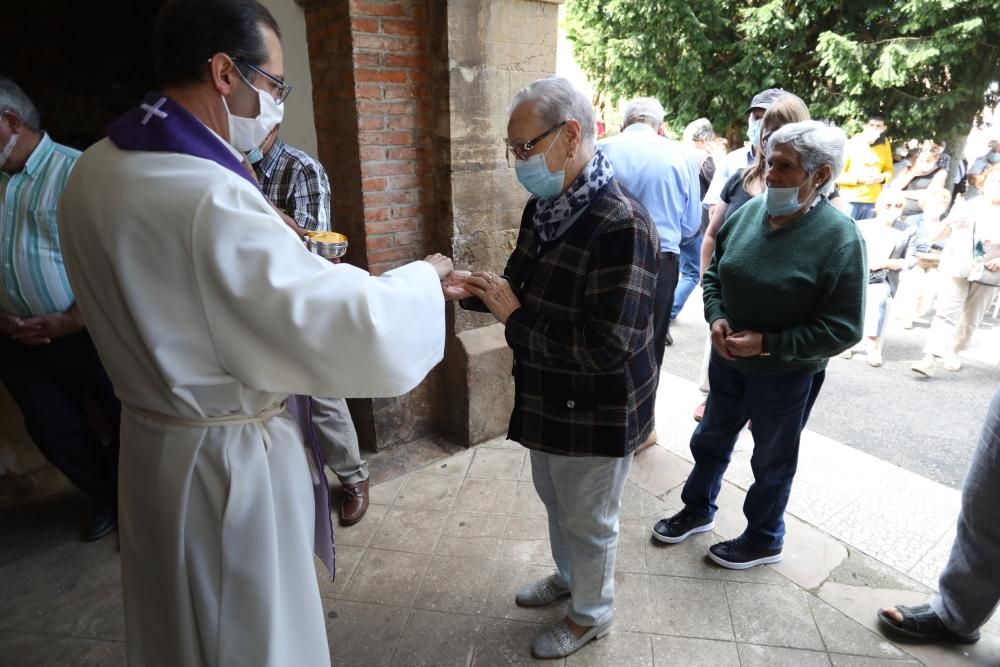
left=0, top=78, right=41, bottom=130
left=683, top=118, right=714, bottom=143
left=767, top=120, right=846, bottom=195
left=623, top=97, right=664, bottom=127
left=509, top=77, right=595, bottom=151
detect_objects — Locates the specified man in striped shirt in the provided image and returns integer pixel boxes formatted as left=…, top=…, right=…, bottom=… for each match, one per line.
left=0, top=78, right=119, bottom=541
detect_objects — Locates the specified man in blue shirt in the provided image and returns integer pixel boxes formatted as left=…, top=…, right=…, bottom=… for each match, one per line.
left=599, top=97, right=701, bottom=364
left=0, top=78, right=119, bottom=541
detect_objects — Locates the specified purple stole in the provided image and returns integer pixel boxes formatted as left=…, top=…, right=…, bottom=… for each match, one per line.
left=108, top=93, right=336, bottom=579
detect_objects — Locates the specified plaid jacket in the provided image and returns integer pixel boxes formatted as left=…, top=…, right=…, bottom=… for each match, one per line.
left=469, top=178, right=659, bottom=458
left=253, top=139, right=331, bottom=232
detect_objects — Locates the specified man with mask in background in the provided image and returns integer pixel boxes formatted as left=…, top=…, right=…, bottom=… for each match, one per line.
left=249, top=126, right=371, bottom=526
left=0, top=78, right=120, bottom=543
left=57, top=1, right=451, bottom=664
left=702, top=88, right=787, bottom=218
left=837, top=114, right=894, bottom=220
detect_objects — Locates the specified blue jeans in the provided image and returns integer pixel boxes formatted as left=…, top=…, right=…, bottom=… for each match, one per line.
left=531, top=450, right=633, bottom=626
left=680, top=353, right=825, bottom=549
left=671, top=233, right=704, bottom=320
left=848, top=202, right=876, bottom=220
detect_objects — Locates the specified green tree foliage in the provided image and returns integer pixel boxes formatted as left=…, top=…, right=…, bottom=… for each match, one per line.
left=565, top=0, right=1000, bottom=151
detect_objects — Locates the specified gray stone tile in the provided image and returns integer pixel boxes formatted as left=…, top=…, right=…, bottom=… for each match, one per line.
left=504, top=515, right=549, bottom=540
left=808, top=595, right=908, bottom=660
left=618, top=481, right=670, bottom=525
left=851, top=472, right=960, bottom=542
left=341, top=548, right=430, bottom=607
left=725, top=581, right=825, bottom=650
left=436, top=512, right=507, bottom=560
left=828, top=656, right=922, bottom=667
left=628, top=446, right=691, bottom=497
left=392, top=609, right=481, bottom=666
left=510, top=481, right=547, bottom=518
left=414, top=555, right=498, bottom=614
left=370, top=506, right=448, bottom=554
left=455, top=478, right=519, bottom=515
left=0, top=632, right=126, bottom=667
left=485, top=561, right=568, bottom=624
left=657, top=481, right=748, bottom=539
left=369, top=474, right=406, bottom=506
left=906, top=526, right=954, bottom=591
left=480, top=437, right=525, bottom=451
left=565, top=630, right=652, bottom=666
left=468, top=448, right=526, bottom=480
left=499, top=538, right=554, bottom=569
left=336, top=502, right=389, bottom=548
left=650, top=635, right=740, bottom=666
left=737, top=643, right=832, bottom=666
left=771, top=513, right=849, bottom=591
left=644, top=531, right=789, bottom=585
left=316, top=546, right=365, bottom=599
left=615, top=524, right=647, bottom=574
left=612, top=572, right=733, bottom=640
left=325, top=599, right=409, bottom=666
left=472, top=618, right=562, bottom=666
left=827, top=549, right=931, bottom=594
left=394, top=472, right=464, bottom=511
left=417, top=448, right=475, bottom=477
left=822, top=505, right=938, bottom=573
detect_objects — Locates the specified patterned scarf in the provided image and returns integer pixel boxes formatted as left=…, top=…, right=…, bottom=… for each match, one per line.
left=532, top=149, right=614, bottom=242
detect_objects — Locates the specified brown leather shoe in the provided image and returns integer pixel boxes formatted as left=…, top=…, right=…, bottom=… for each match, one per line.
left=340, top=479, right=369, bottom=526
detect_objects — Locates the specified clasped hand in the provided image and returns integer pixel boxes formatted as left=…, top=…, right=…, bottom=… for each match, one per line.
left=0, top=309, right=84, bottom=345
left=710, top=318, right=764, bottom=360
left=441, top=270, right=521, bottom=324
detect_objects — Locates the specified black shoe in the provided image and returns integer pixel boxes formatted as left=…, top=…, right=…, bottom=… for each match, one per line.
left=83, top=504, right=117, bottom=542
left=652, top=508, right=714, bottom=544
left=708, top=535, right=782, bottom=569
left=664, top=331, right=674, bottom=346
left=877, top=603, right=981, bottom=644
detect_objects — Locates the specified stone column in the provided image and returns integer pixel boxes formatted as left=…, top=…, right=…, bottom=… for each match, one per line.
left=437, top=0, right=563, bottom=446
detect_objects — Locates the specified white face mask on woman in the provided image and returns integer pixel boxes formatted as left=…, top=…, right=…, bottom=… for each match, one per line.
left=223, top=85, right=284, bottom=153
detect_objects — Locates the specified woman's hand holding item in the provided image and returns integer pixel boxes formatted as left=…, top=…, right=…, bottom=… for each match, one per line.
left=465, top=272, right=521, bottom=324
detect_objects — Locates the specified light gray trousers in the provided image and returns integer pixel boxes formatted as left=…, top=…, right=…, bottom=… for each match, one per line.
left=931, top=385, right=1000, bottom=635
left=310, top=396, right=368, bottom=486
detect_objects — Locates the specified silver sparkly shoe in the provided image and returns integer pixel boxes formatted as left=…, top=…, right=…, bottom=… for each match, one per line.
left=531, top=619, right=612, bottom=658
left=514, top=575, right=570, bottom=607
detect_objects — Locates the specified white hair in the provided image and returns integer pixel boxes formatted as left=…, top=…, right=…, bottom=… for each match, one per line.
left=683, top=118, right=714, bottom=143
left=623, top=97, right=665, bottom=127
left=509, top=76, right=596, bottom=151
left=0, top=78, right=41, bottom=130
left=768, top=120, right=846, bottom=195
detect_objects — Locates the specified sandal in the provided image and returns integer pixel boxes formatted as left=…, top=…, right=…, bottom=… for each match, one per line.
left=877, top=604, right=980, bottom=644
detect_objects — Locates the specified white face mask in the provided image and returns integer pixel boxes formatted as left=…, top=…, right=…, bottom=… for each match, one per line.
left=0, top=133, right=18, bottom=171
left=223, top=85, right=284, bottom=153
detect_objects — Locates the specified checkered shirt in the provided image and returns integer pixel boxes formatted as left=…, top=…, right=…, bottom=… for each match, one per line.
left=253, top=139, right=331, bottom=232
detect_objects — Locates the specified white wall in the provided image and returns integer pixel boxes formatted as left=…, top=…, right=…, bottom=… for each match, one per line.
left=260, top=0, right=318, bottom=157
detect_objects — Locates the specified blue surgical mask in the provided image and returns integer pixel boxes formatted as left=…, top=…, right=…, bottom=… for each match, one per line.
left=989, top=152, right=1000, bottom=163
left=514, top=127, right=567, bottom=199
left=764, top=174, right=812, bottom=217
left=748, top=118, right=762, bottom=149
left=247, top=145, right=264, bottom=165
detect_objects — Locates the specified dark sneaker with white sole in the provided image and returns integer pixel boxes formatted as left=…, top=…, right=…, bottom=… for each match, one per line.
left=708, top=535, right=783, bottom=569
left=652, top=508, right=715, bottom=544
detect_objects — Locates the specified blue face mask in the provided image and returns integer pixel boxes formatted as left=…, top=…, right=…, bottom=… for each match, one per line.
left=764, top=173, right=812, bottom=217
left=989, top=152, right=1000, bottom=163
left=514, top=127, right=567, bottom=199
left=247, top=145, right=264, bottom=165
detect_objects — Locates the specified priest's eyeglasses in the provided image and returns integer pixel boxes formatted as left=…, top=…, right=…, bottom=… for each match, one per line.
left=505, top=121, right=567, bottom=167
left=234, top=58, right=293, bottom=104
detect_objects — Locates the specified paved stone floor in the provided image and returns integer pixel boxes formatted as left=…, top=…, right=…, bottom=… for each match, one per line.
left=2, top=372, right=1000, bottom=665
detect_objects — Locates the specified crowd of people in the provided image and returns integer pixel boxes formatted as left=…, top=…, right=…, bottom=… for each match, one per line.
left=1, top=0, right=998, bottom=663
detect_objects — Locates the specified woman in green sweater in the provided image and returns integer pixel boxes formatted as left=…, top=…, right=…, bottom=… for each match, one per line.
left=652, top=120, right=867, bottom=569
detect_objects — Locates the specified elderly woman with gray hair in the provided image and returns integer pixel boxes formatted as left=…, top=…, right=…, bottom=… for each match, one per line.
left=445, top=76, right=658, bottom=658
left=652, top=121, right=867, bottom=569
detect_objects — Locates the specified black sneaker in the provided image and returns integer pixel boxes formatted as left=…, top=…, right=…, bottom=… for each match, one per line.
left=708, top=535, right=783, bottom=570
left=651, top=508, right=715, bottom=544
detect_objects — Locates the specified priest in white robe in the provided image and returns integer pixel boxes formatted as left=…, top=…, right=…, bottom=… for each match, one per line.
left=56, top=1, right=448, bottom=664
